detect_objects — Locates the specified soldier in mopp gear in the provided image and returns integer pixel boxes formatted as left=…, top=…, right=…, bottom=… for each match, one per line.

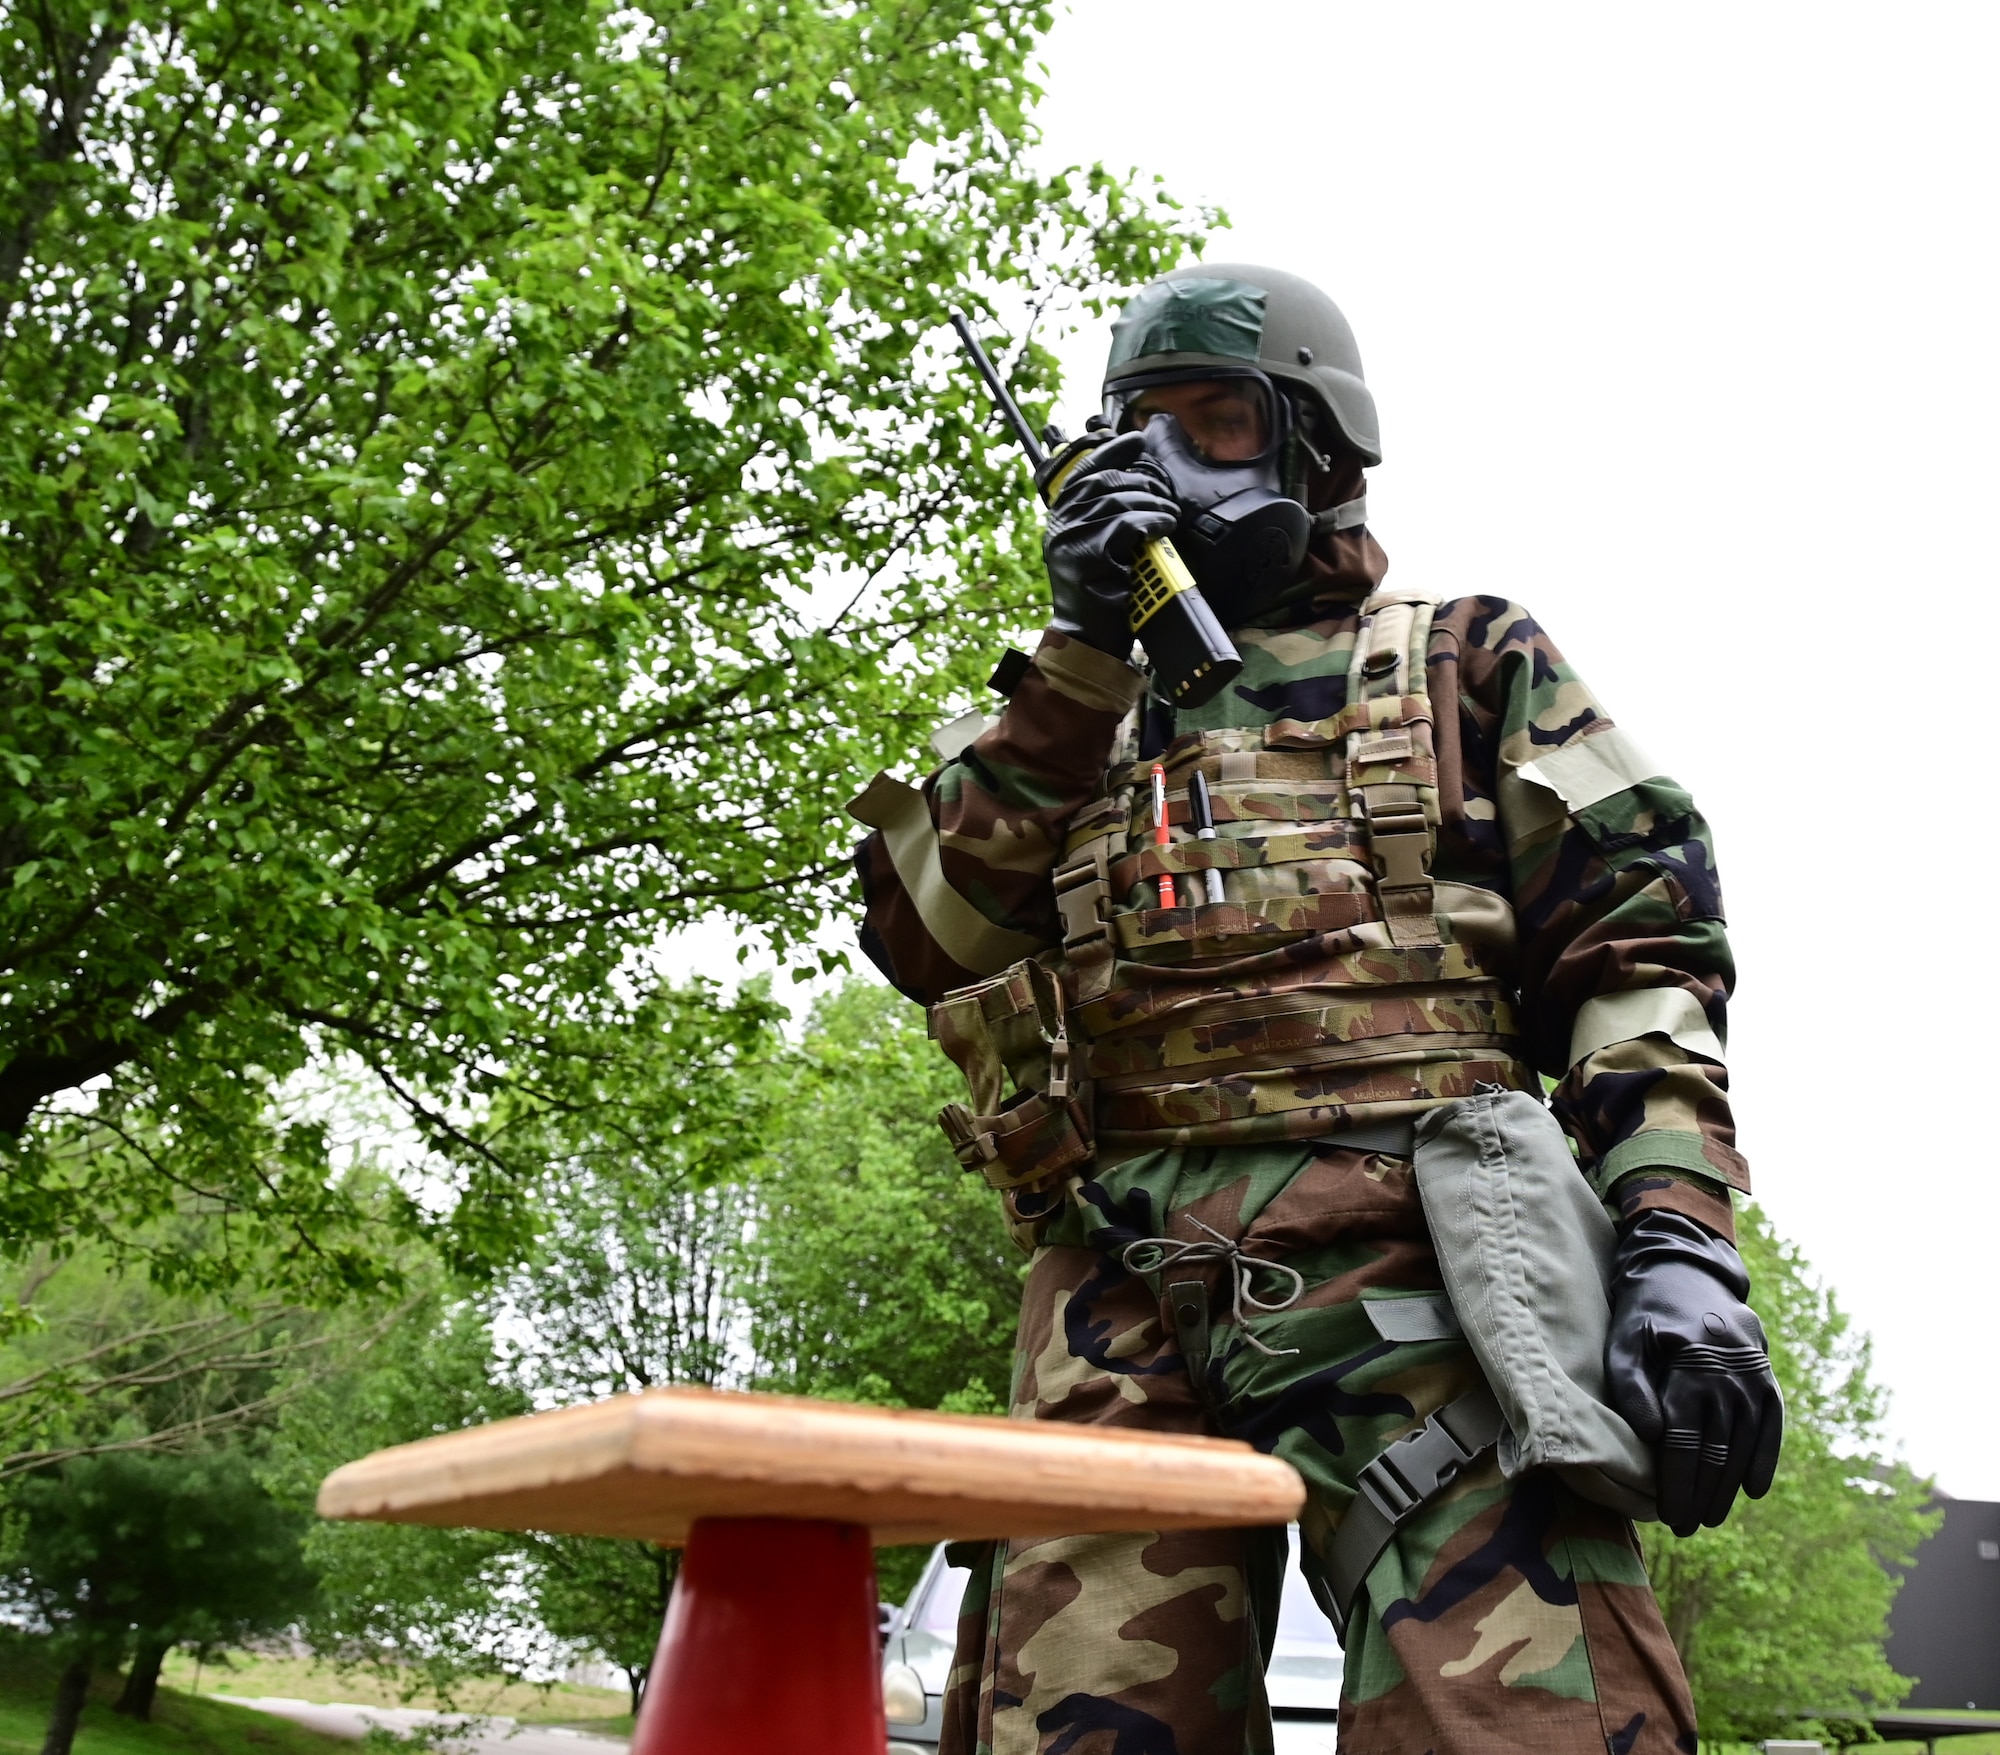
left=850, top=265, right=1781, bottom=1755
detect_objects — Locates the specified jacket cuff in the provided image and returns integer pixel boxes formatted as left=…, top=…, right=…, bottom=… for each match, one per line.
left=1597, top=1126, right=1749, bottom=1195
left=1606, top=1167, right=1737, bottom=1243
left=1032, top=629, right=1148, bottom=716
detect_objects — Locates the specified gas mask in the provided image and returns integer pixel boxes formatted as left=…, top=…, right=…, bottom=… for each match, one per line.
left=1105, top=370, right=1313, bottom=626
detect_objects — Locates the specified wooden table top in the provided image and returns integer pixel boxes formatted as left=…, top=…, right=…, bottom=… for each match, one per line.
left=317, top=1386, right=1305, bottom=1546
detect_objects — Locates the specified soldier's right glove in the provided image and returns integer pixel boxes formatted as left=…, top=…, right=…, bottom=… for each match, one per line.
left=1605, top=1211, right=1784, bottom=1538
left=1041, top=430, right=1179, bottom=655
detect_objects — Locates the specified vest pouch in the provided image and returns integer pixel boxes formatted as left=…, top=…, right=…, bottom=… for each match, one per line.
left=938, top=1087, right=1093, bottom=1189
left=929, top=957, right=1094, bottom=1192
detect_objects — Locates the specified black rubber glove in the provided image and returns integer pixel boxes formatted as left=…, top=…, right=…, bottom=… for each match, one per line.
left=1041, top=429, right=1179, bottom=654
left=1605, top=1211, right=1784, bottom=1537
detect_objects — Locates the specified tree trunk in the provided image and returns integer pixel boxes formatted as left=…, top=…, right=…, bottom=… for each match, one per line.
left=114, top=1637, right=168, bottom=1721
left=40, top=1657, right=90, bottom=1755
left=626, top=1543, right=673, bottom=1713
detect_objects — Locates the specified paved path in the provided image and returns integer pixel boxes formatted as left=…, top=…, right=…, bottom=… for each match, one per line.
left=210, top=1695, right=631, bottom=1755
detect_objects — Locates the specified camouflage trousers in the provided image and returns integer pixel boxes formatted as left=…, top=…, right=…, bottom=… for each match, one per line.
left=939, top=1139, right=1696, bottom=1755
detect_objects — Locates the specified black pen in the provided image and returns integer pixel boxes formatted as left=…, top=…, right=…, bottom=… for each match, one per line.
left=1188, top=769, right=1226, bottom=905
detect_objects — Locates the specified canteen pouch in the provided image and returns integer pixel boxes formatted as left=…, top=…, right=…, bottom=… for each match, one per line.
left=929, top=958, right=1094, bottom=1247
left=1413, top=1087, right=1659, bottom=1521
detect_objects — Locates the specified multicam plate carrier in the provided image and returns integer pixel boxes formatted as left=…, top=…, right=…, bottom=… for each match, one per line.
left=932, top=586, right=1536, bottom=1209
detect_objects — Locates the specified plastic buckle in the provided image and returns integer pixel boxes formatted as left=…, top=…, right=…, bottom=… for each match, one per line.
left=1371, top=829, right=1429, bottom=892
left=1047, top=1033, right=1071, bottom=1102
left=1354, top=1410, right=1484, bottom=1528
left=1052, top=848, right=1110, bottom=951
left=1358, top=789, right=1431, bottom=891
left=938, top=1104, right=998, bottom=1171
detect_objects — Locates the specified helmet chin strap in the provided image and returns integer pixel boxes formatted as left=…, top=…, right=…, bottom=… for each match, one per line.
left=1310, top=495, right=1368, bottom=536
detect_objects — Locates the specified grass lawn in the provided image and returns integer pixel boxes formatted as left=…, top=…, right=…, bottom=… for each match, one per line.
left=0, top=1640, right=352, bottom=1755
left=156, top=1652, right=630, bottom=1725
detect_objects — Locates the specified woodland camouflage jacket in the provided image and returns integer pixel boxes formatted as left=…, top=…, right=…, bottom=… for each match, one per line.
left=852, top=595, right=1745, bottom=1240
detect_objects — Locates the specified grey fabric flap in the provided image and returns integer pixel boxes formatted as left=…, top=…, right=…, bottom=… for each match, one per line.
left=1362, top=1293, right=1463, bottom=1344
left=929, top=710, right=992, bottom=762
left=1412, top=1089, right=1659, bottom=1521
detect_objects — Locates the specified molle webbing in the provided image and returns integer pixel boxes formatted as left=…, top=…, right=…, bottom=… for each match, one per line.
left=1345, top=589, right=1443, bottom=950
left=1048, top=586, right=1532, bottom=1150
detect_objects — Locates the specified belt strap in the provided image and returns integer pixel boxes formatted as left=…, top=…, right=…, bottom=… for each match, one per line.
left=1324, top=1382, right=1506, bottom=1642
left=1313, top=1118, right=1418, bottom=1158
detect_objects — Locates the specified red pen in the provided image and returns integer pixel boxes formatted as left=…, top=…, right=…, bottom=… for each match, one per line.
left=1151, top=763, right=1177, bottom=908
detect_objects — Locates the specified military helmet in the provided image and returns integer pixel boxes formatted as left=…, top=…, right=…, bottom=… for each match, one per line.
left=1102, top=264, right=1381, bottom=467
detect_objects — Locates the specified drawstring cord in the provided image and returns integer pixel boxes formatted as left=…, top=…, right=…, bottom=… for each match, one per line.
left=1120, top=1216, right=1305, bottom=1358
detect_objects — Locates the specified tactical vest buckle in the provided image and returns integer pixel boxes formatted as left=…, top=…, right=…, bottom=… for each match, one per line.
left=1360, top=789, right=1441, bottom=949
left=1367, top=811, right=1429, bottom=890
left=1053, top=843, right=1111, bottom=953
left=1046, top=1032, right=1072, bottom=1102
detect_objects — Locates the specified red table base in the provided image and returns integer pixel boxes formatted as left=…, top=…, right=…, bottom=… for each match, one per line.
left=632, top=1516, right=886, bottom=1755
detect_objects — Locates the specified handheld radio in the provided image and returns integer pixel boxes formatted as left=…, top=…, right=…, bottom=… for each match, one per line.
left=949, top=312, right=1242, bottom=709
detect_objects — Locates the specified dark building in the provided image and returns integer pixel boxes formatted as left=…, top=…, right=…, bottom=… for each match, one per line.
left=1885, top=1497, right=2000, bottom=1710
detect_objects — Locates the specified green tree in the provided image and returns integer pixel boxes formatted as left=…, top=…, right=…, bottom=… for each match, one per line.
left=263, top=1289, right=544, bottom=1703
left=0, top=0, right=1203, bottom=1293
left=745, top=979, right=1020, bottom=1416
left=528, top=1538, right=670, bottom=1716
left=1641, top=1208, right=1939, bottom=1744
left=0, top=1241, right=392, bottom=1479
left=492, top=1041, right=772, bottom=1709
left=497, top=1127, right=762, bottom=1406
left=0, top=1449, right=317, bottom=1755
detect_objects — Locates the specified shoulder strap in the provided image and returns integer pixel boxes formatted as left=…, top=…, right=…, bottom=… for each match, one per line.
left=1346, top=587, right=1442, bottom=947
left=1354, top=584, right=1442, bottom=697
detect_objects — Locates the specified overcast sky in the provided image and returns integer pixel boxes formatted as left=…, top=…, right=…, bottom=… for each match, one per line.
left=1022, top=1, right=2000, bottom=1495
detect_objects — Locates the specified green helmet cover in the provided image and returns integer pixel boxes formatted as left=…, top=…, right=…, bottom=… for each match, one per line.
left=1103, top=264, right=1382, bottom=467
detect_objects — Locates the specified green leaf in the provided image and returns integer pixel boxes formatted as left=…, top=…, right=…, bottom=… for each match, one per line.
left=0, top=0, right=1209, bottom=1292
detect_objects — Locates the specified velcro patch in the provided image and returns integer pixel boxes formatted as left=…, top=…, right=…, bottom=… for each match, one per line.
left=1353, top=731, right=1413, bottom=765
